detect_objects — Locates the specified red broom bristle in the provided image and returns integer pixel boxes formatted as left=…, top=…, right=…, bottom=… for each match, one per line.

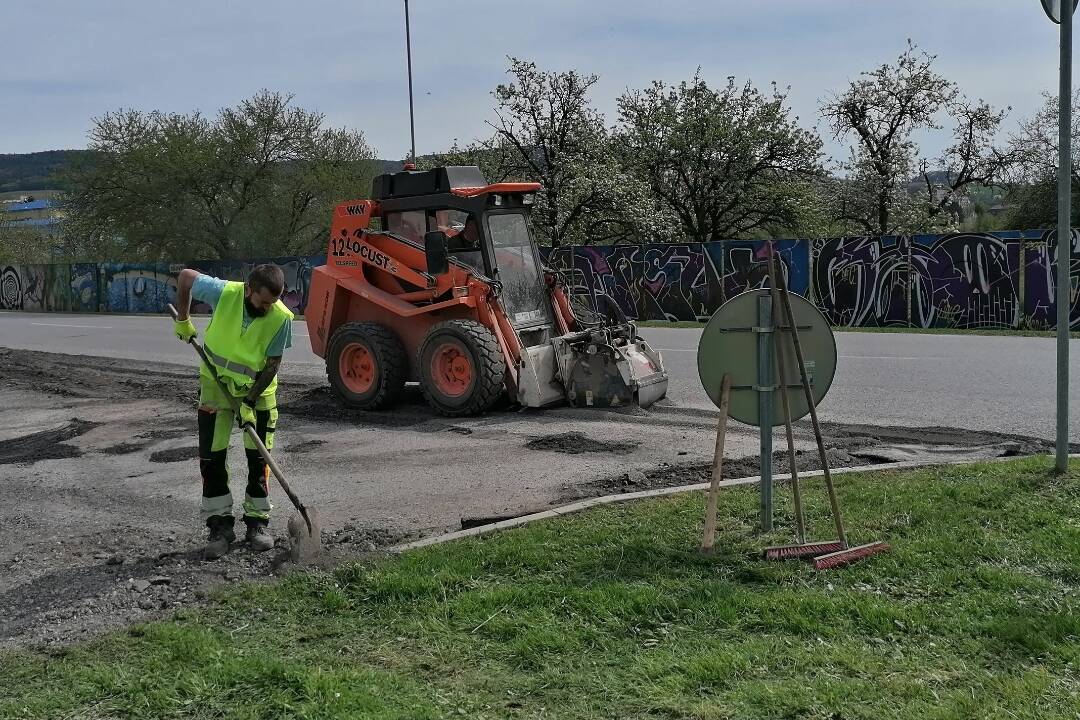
left=762, top=540, right=845, bottom=560
left=811, top=541, right=890, bottom=570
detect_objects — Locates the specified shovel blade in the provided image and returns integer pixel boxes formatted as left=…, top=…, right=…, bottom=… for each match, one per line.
left=287, top=507, right=323, bottom=563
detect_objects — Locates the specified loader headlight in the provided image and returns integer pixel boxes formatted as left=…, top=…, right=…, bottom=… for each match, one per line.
left=493, top=194, right=503, bottom=206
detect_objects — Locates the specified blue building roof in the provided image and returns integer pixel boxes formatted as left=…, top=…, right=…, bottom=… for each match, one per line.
left=3, top=199, right=56, bottom=212
left=1, top=217, right=59, bottom=227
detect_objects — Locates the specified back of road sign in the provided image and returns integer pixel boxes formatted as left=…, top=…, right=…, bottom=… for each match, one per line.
left=1042, top=0, right=1079, bottom=23
left=696, top=289, right=837, bottom=426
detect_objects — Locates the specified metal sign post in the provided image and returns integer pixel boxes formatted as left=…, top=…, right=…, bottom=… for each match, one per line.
left=756, top=294, right=774, bottom=530
left=1058, top=2, right=1072, bottom=472
left=1042, top=0, right=1076, bottom=471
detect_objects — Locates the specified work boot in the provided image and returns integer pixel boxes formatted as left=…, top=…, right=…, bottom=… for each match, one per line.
left=244, top=517, right=273, bottom=552
left=203, top=515, right=236, bottom=560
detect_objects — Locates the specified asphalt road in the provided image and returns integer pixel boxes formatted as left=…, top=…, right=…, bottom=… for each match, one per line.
left=2, top=311, right=1078, bottom=441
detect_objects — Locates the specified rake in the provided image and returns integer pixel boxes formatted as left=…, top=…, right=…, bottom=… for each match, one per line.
left=759, top=244, right=888, bottom=569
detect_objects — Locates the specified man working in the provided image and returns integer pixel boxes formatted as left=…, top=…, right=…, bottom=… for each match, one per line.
left=172, top=265, right=294, bottom=559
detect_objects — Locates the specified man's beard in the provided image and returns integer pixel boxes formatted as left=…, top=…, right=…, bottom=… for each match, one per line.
left=245, top=298, right=269, bottom=318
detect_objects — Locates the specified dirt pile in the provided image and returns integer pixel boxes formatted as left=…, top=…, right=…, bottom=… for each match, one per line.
left=149, top=446, right=200, bottom=463
left=526, top=432, right=639, bottom=455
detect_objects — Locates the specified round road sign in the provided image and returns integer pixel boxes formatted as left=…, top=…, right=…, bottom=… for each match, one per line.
left=1042, top=0, right=1078, bottom=23
left=696, top=289, right=837, bottom=426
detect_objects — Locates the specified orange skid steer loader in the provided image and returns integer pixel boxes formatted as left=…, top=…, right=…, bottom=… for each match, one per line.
left=305, top=165, right=668, bottom=417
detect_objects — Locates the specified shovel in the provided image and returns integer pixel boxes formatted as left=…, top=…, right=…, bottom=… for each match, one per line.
left=167, top=304, right=322, bottom=561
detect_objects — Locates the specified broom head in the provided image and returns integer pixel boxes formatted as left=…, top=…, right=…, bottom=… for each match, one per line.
left=811, top=541, right=889, bottom=570
left=762, top=540, right=845, bottom=560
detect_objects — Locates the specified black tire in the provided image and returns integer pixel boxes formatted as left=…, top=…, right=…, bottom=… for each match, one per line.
left=326, top=322, right=407, bottom=410
left=418, top=320, right=506, bottom=417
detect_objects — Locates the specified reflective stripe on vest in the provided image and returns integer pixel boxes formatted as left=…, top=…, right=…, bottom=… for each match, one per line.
left=203, top=343, right=259, bottom=380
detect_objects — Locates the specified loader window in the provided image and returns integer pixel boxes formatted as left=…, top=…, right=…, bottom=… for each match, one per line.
left=487, top=212, right=551, bottom=327
left=386, top=211, right=426, bottom=243
left=435, top=209, right=485, bottom=274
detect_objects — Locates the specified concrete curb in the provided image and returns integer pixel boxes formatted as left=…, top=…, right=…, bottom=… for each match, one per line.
left=388, top=452, right=1073, bottom=554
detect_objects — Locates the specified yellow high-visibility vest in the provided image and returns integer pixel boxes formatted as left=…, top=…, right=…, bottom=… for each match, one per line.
left=201, top=281, right=293, bottom=398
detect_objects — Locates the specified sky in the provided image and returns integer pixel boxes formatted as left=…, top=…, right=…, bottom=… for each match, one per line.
left=0, top=0, right=1075, bottom=165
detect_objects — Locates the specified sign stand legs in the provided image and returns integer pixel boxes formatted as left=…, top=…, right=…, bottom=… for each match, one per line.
left=700, top=373, right=733, bottom=554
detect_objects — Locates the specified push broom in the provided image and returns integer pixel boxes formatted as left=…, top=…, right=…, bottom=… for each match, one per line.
left=760, top=245, right=889, bottom=569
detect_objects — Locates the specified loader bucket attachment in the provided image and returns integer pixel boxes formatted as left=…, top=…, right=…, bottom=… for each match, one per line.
left=553, top=328, right=668, bottom=409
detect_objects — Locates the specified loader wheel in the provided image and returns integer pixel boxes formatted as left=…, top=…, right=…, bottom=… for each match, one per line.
left=418, top=320, right=506, bottom=416
left=327, top=322, right=407, bottom=410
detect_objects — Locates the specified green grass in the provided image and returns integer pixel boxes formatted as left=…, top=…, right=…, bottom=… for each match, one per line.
left=3, top=457, right=1080, bottom=719
left=637, top=319, right=1080, bottom=338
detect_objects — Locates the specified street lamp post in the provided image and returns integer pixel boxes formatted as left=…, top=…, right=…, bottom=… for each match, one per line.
left=404, top=0, right=417, bottom=166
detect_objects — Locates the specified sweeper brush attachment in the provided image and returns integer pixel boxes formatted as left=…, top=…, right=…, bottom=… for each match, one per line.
left=762, top=540, right=845, bottom=561
left=811, top=541, right=890, bottom=570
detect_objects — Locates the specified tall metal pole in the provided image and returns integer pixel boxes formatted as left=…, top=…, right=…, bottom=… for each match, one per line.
left=404, top=0, right=417, bottom=165
left=1057, top=3, right=1073, bottom=472
left=757, top=294, right=774, bottom=531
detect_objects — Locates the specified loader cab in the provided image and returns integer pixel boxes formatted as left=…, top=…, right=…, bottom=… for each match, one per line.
left=373, top=166, right=552, bottom=330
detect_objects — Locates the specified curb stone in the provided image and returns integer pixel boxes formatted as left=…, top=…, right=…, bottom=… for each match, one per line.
left=389, top=452, right=1077, bottom=553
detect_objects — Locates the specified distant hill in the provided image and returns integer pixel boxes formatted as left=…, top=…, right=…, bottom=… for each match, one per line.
left=376, top=159, right=405, bottom=175
left=0, top=151, right=406, bottom=194
left=0, top=150, right=94, bottom=193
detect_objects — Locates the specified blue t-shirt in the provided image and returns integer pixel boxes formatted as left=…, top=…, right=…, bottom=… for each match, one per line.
left=192, top=275, right=292, bottom=357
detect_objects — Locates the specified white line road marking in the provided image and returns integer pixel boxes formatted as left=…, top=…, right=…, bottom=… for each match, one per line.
left=30, top=322, right=114, bottom=329
left=840, top=355, right=947, bottom=360
left=654, top=347, right=946, bottom=361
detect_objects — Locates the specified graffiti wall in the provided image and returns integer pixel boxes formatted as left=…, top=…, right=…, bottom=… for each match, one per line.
left=541, top=239, right=809, bottom=322
left=2, top=232, right=1078, bottom=328
left=810, top=231, right=1059, bottom=329
left=0, top=256, right=322, bottom=315
left=541, top=230, right=1077, bottom=328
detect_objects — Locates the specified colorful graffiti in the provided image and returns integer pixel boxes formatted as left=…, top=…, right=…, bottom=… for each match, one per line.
left=0, top=256, right=321, bottom=315
left=3, top=232, right=1079, bottom=328
left=70, top=263, right=99, bottom=312
left=540, top=241, right=806, bottom=322
left=1, top=264, right=60, bottom=311
left=811, top=232, right=1053, bottom=329
left=541, top=230, right=1077, bottom=328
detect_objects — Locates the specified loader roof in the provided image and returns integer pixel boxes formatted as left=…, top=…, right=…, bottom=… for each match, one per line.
left=371, top=165, right=541, bottom=202
left=371, top=166, right=488, bottom=200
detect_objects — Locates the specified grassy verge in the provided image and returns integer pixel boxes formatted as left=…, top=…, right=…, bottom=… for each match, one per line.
left=3, top=458, right=1080, bottom=719
left=637, top=319, right=1080, bottom=338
